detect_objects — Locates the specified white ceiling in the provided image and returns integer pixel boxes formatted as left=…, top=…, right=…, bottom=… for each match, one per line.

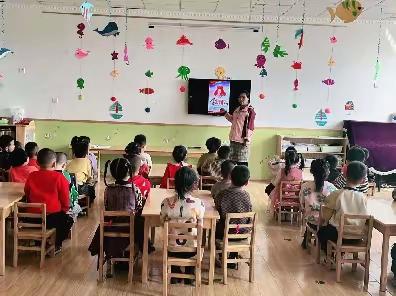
left=7, top=0, right=396, bottom=21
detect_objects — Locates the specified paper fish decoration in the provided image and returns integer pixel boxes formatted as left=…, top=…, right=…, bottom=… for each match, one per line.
left=77, top=78, right=85, bottom=89
left=255, top=55, right=266, bottom=68
left=293, top=79, right=299, bottom=91
left=145, top=70, right=154, bottom=78
left=176, top=66, right=190, bottom=80
left=273, top=45, right=288, bottom=58
left=80, top=1, right=94, bottom=24
left=327, top=0, right=363, bottom=23
left=328, top=57, right=336, bottom=67
left=111, top=51, right=119, bottom=60
left=109, top=100, right=123, bottom=120
left=176, top=35, right=193, bottom=46
left=94, top=22, right=119, bottom=37
left=215, top=66, right=226, bottom=80
left=123, top=44, right=129, bottom=65
left=145, top=37, right=154, bottom=50
left=74, top=48, right=90, bottom=59
left=261, top=37, right=270, bottom=53
left=315, top=110, right=328, bottom=127
left=140, top=88, right=155, bottom=95
left=110, top=69, right=119, bottom=78
left=259, top=69, right=268, bottom=77
left=0, top=48, right=13, bottom=60
left=291, top=61, right=302, bottom=70
left=215, top=38, right=229, bottom=50
left=345, top=100, right=355, bottom=111
left=330, top=36, right=337, bottom=44
left=322, top=78, right=335, bottom=86
left=77, top=23, right=85, bottom=38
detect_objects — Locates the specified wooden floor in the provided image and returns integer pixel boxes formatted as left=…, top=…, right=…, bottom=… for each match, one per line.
left=1, top=181, right=395, bottom=296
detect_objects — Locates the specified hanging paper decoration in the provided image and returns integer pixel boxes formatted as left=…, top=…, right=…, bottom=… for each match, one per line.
left=78, top=94, right=84, bottom=100
left=322, top=29, right=337, bottom=115
left=176, top=66, right=190, bottom=80
left=77, top=78, right=85, bottom=89
left=259, top=69, right=267, bottom=77
left=291, top=61, right=302, bottom=70
left=345, top=100, right=355, bottom=115
left=215, top=38, right=229, bottom=50
left=77, top=23, right=85, bottom=38
left=261, top=37, right=270, bottom=53
left=215, top=66, right=226, bottom=80
left=315, top=109, right=328, bottom=127
left=123, top=7, right=130, bottom=66
left=273, top=45, right=288, bottom=58
left=75, top=48, right=90, bottom=59
left=328, top=57, right=336, bottom=67
left=295, top=28, right=304, bottom=49
left=145, top=37, right=154, bottom=50
left=110, top=69, right=119, bottom=78
left=0, top=48, right=12, bottom=60
left=254, top=55, right=266, bottom=69
left=292, top=103, right=298, bottom=109
left=80, top=1, right=94, bottom=24
left=109, top=97, right=123, bottom=120
left=145, top=70, right=154, bottom=78
left=374, top=7, right=383, bottom=88
left=176, top=35, right=193, bottom=46
left=259, top=93, right=265, bottom=100
left=145, top=107, right=151, bottom=113
left=179, top=85, right=186, bottom=93
left=322, top=78, right=335, bottom=86
left=293, top=79, right=299, bottom=91
left=123, top=44, right=129, bottom=65
left=111, top=51, right=119, bottom=60
left=324, top=108, right=332, bottom=114
left=94, top=22, right=119, bottom=36
left=140, top=88, right=154, bottom=95
left=330, top=36, right=337, bottom=44
left=327, top=0, right=363, bottom=23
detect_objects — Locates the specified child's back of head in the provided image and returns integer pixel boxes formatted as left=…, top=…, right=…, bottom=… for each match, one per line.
left=221, top=160, right=235, bottom=180
left=231, top=165, right=250, bottom=187
left=37, top=148, right=56, bottom=169
left=284, top=150, right=300, bottom=176
left=205, top=137, right=222, bottom=154
left=72, top=141, right=89, bottom=158
left=310, top=159, right=330, bottom=192
left=55, top=152, right=68, bottom=170
left=346, top=147, right=366, bottom=163
left=134, top=134, right=147, bottom=149
left=25, top=142, right=39, bottom=159
left=325, top=154, right=339, bottom=170
left=104, top=158, right=132, bottom=185
left=124, top=142, right=141, bottom=157
left=172, top=145, right=188, bottom=164
left=174, top=166, right=198, bottom=199
left=217, top=145, right=231, bottom=160
left=346, top=161, right=367, bottom=186
left=10, top=148, right=28, bottom=168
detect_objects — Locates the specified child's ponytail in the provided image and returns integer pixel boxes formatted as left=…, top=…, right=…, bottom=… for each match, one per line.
left=284, top=150, right=299, bottom=176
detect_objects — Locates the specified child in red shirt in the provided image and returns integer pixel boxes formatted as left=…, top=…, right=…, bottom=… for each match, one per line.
left=160, top=145, right=192, bottom=188
left=128, top=155, right=151, bottom=200
left=25, top=142, right=40, bottom=169
left=9, top=148, right=38, bottom=183
left=124, top=142, right=150, bottom=179
left=24, top=148, right=74, bottom=252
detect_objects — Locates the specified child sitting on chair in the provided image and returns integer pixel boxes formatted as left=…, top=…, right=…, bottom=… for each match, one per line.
left=25, top=148, right=74, bottom=253
left=211, top=160, right=235, bottom=199
left=206, top=145, right=231, bottom=179
left=25, top=142, right=40, bottom=169
left=197, top=137, right=221, bottom=175
left=0, top=134, right=15, bottom=170
left=269, top=149, right=303, bottom=211
left=67, top=140, right=96, bottom=203
left=134, top=134, right=152, bottom=172
left=318, top=161, right=368, bottom=252
left=128, top=155, right=151, bottom=200
left=160, top=166, right=205, bottom=284
left=78, top=136, right=98, bottom=181
left=300, top=159, right=337, bottom=249
left=124, top=142, right=150, bottom=179
left=55, top=152, right=81, bottom=221
left=88, top=158, right=143, bottom=270
left=325, top=155, right=341, bottom=183
left=9, top=148, right=38, bottom=183
left=160, top=145, right=191, bottom=188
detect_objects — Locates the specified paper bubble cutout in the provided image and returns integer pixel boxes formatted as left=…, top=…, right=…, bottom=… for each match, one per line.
left=179, top=85, right=186, bottom=93
left=292, top=103, right=298, bottom=109
left=259, top=93, right=265, bottom=100
left=145, top=107, right=151, bottom=113
left=324, top=108, right=331, bottom=114
left=315, top=109, right=328, bottom=127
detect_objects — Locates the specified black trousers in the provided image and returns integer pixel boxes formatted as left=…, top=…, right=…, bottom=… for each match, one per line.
left=78, top=183, right=96, bottom=203
left=47, top=212, right=74, bottom=247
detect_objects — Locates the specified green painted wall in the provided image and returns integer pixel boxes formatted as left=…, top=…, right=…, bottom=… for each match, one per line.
left=35, top=120, right=342, bottom=180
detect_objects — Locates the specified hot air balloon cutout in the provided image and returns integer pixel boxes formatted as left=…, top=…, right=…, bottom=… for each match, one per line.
left=273, top=0, right=288, bottom=59
left=315, top=109, right=328, bottom=127
left=0, top=1, right=14, bottom=80
left=345, top=100, right=355, bottom=116
left=322, top=29, right=337, bottom=115
left=109, top=97, right=123, bottom=120
left=373, top=7, right=383, bottom=89
left=291, top=0, right=306, bottom=109
left=75, top=23, right=87, bottom=100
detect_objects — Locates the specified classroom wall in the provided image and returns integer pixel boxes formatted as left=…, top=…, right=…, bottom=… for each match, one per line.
left=1, top=6, right=396, bottom=129
left=35, top=119, right=342, bottom=179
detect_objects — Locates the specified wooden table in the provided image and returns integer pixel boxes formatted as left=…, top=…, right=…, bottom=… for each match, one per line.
left=367, top=198, right=396, bottom=293
left=141, top=188, right=219, bottom=285
left=0, top=182, right=24, bottom=275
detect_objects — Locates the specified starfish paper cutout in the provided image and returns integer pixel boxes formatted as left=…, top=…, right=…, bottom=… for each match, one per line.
left=111, top=51, right=119, bottom=60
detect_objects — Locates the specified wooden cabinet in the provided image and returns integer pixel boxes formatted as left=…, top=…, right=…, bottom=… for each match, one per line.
left=0, top=121, right=35, bottom=147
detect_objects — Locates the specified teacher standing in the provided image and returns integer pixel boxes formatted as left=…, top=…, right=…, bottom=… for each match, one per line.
left=222, top=91, right=256, bottom=167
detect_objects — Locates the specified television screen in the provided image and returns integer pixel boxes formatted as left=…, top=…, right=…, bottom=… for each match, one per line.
left=188, top=79, right=251, bottom=116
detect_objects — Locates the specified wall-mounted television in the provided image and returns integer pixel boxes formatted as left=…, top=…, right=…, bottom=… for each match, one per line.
left=188, top=79, right=251, bottom=116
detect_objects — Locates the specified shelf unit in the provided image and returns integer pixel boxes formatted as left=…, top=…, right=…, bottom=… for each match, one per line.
left=276, top=135, right=347, bottom=164
left=0, top=121, right=35, bottom=147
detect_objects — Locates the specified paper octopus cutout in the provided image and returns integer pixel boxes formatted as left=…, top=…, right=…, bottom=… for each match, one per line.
left=176, top=66, right=190, bottom=80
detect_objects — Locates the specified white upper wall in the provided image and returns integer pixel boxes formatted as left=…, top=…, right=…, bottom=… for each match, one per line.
left=0, top=6, right=395, bottom=128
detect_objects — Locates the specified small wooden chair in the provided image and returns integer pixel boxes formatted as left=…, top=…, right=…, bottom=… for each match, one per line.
left=166, top=178, right=175, bottom=189
left=199, top=176, right=218, bottom=190
left=163, top=219, right=203, bottom=296
left=98, top=210, right=135, bottom=282
left=13, top=202, right=56, bottom=268
left=215, top=212, right=257, bottom=284
left=368, top=182, right=375, bottom=197
left=278, top=181, right=302, bottom=224
left=326, top=214, right=374, bottom=291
